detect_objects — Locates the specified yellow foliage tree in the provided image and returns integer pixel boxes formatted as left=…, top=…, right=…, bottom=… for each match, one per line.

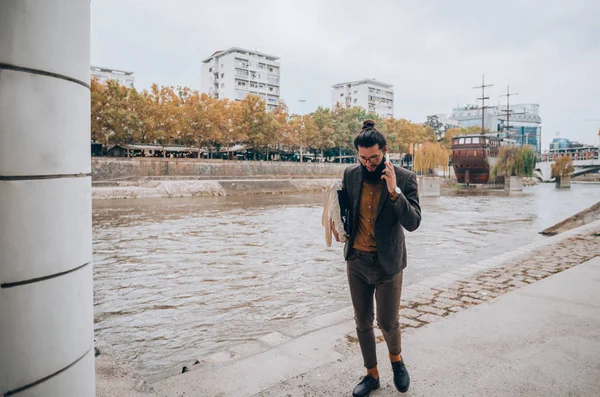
left=551, top=156, right=575, bottom=179
left=413, top=142, right=450, bottom=175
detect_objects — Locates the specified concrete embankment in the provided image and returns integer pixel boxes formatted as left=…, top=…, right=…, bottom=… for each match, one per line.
left=92, top=178, right=339, bottom=199
left=92, top=157, right=345, bottom=181
left=541, top=201, right=600, bottom=235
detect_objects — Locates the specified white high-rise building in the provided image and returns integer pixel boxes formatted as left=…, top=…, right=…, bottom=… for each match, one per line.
left=201, top=47, right=281, bottom=112
left=331, top=79, right=394, bottom=118
left=90, top=66, right=135, bottom=87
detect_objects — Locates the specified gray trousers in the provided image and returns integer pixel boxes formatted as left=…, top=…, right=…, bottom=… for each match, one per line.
left=347, top=249, right=403, bottom=369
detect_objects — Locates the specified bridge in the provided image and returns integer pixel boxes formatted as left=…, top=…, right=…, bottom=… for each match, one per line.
left=535, top=159, right=600, bottom=182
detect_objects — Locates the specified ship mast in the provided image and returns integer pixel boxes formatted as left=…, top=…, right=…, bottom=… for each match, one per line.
left=499, top=85, right=518, bottom=131
left=473, top=75, right=494, bottom=135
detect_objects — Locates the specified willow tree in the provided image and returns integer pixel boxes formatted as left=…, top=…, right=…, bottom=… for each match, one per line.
left=491, top=145, right=537, bottom=180
left=413, top=142, right=450, bottom=175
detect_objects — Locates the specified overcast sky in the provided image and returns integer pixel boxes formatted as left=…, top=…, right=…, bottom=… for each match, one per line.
left=91, top=0, right=600, bottom=149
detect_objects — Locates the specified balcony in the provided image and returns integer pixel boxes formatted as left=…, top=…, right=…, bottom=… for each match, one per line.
left=235, top=69, right=249, bottom=79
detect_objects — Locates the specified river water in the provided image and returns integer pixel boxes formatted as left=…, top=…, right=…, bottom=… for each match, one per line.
left=92, top=183, right=599, bottom=380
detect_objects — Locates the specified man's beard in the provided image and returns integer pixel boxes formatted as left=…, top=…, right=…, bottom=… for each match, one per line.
left=361, top=160, right=386, bottom=183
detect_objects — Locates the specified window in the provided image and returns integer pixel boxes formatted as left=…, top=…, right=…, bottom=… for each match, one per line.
left=473, top=150, right=477, bottom=156
left=466, top=137, right=472, bottom=144
left=269, top=87, right=274, bottom=92
left=221, top=83, right=224, bottom=88
left=209, top=68, right=212, bottom=72
left=221, top=73, right=224, bottom=78
left=465, top=150, right=469, bottom=156
left=258, top=63, right=265, bottom=69
left=458, top=138, right=465, bottom=145
left=268, top=67, right=274, bottom=72
left=340, top=93, right=343, bottom=97
left=473, top=137, right=480, bottom=144
left=458, top=150, right=462, bottom=156
left=354, top=99, right=357, bottom=103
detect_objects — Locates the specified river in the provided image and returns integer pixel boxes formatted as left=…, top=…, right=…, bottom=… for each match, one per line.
left=92, top=183, right=599, bottom=380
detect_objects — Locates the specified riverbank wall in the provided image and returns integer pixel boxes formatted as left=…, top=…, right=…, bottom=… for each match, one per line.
left=92, top=158, right=346, bottom=181
left=92, top=178, right=339, bottom=199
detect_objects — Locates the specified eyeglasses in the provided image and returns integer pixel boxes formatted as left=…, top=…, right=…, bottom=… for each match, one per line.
left=358, top=152, right=383, bottom=164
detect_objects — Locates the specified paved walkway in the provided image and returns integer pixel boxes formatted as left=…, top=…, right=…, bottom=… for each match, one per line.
left=257, top=256, right=600, bottom=397
left=151, top=221, right=599, bottom=397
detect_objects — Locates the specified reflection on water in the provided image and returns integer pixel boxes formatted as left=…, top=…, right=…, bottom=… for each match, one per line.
left=93, top=183, right=599, bottom=380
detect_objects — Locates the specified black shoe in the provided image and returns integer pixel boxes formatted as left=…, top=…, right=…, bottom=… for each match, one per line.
left=391, top=360, right=410, bottom=393
left=352, top=375, right=380, bottom=397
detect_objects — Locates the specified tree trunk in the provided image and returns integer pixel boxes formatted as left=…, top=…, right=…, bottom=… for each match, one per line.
left=339, top=146, right=342, bottom=163
left=300, top=146, right=303, bottom=163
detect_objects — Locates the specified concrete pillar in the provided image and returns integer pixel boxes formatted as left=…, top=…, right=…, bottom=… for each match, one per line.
left=0, top=1, right=94, bottom=396
left=418, top=176, right=442, bottom=197
left=555, top=176, right=571, bottom=189
left=504, top=176, right=523, bottom=194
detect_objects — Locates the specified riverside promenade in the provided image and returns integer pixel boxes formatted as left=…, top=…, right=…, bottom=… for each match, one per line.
left=137, top=219, right=600, bottom=397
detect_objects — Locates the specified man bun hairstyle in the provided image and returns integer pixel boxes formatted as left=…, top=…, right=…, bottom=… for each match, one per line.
left=362, top=119, right=376, bottom=129
left=354, top=119, right=387, bottom=150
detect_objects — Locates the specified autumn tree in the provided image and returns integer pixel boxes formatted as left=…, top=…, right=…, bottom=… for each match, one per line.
left=286, top=114, right=318, bottom=161
left=90, top=77, right=107, bottom=144
left=413, top=142, right=450, bottom=175
left=551, top=155, right=574, bottom=179
left=146, top=84, right=183, bottom=148
left=311, top=107, right=334, bottom=158
left=239, top=95, right=277, bottom=160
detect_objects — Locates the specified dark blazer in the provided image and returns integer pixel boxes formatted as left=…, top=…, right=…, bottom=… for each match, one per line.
left=342, top=164, right=421, bottom=275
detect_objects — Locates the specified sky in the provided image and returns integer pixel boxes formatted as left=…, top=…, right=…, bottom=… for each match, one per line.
left=91, top=0, right=600, bottom=150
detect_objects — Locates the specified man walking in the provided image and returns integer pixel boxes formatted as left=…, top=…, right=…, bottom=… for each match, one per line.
left=333, top=120, right=421, bottom=396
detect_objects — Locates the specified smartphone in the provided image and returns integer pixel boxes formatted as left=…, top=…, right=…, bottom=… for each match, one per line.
left=385, top=153, right=390, bottom=163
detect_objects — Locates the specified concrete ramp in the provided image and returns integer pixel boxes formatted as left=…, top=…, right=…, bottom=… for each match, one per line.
left=541, top=201, right=600, bottom=235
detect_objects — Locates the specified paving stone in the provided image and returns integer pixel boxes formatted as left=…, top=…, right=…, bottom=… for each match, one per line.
left=463, top=292, right=488, bottom=300
left=438, top=291, right=460, bottom=300
left=416, top=305, right=447, bottom=316
left=477, top=290, right=499, bottom=298
left=431, top=300, right=455, bottom=310
left=508, top=280, right=529, bottom=288
left=524, top=278, right=538, bottom=283
left=400, top=308, right=421, bottom=319
left=417, top=313, right=442, bottom=323
left=434, top=297, right=464, bottom=306
left=460, top=296, right=485, bottom=305
left=399, top=317, right=422, bottom=328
